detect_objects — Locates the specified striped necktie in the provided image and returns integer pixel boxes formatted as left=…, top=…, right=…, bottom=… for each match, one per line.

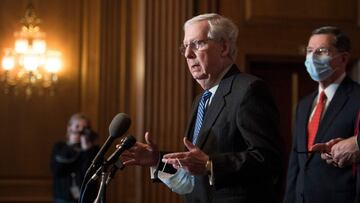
left=192, top=90, right=212, bottom=144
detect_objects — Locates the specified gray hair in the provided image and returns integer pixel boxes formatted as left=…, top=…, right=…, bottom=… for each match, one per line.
left=184, top=13, right=239, bottom=60
left=311, top=26, right=351, bottom=52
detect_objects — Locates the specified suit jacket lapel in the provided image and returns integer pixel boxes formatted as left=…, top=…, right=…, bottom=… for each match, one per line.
left=195, top=65, right=238, bottom=148
left=298, top=92, right=316, bottom=160
left=314, top=77, right=351, bottom=144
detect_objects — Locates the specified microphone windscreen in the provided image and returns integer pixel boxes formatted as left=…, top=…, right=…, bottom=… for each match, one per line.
left=109, top=113, right=131, bottom=138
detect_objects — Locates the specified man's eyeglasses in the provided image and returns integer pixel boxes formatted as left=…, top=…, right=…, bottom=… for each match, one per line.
left=305, top=47, right=333, bottom=56
left=179, top=39, right=214, bottom=55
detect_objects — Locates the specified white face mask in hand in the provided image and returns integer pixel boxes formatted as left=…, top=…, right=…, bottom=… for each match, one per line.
left=157, top=158, right=194, bottom=195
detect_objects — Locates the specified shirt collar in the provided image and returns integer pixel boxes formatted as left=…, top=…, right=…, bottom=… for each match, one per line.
left=206, top=64, right=233, bottom=104
left=318, top=73, right=346, bottom=102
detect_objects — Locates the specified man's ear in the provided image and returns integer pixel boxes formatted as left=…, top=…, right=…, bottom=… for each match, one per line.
left=220, top=40, right=230, bottom=57
left=341, top=52, right=350, bottom=64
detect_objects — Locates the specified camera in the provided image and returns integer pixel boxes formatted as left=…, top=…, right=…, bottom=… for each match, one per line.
left=79, top=127, right=98, bottom=142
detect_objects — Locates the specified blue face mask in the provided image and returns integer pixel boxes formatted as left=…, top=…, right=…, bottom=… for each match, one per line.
left=157, top=159, right=194, bottom=195
left=305, top=53, right=334, bottom=82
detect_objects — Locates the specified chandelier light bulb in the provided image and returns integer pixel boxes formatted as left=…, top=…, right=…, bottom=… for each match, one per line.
left=14, top=38, right=28, bottom=54
left=45, top=51, right=61, bottom=73
left=23, top=54, right=39, bottom=71
left=2, top=54, right=15, bottom=70
left=32, top=39, right=46, bottom=54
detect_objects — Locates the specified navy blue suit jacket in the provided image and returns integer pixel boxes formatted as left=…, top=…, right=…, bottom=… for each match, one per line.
left=285, top=76, right=360, bottom=203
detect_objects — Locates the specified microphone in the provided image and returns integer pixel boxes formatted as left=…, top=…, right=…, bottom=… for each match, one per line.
left=91, top=135, right=136, bottom=180
left=106, top=134, right=136, bottom=165
left=91, top=113, right=131, bottom=167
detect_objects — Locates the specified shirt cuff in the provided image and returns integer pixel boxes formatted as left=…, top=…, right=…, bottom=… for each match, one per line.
left=206, top=160, right=214, bottom=186
left=150, top=152, right=161, bottom=179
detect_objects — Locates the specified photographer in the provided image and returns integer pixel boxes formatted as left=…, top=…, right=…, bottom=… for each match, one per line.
left=50, top=113, right=99, bottom=203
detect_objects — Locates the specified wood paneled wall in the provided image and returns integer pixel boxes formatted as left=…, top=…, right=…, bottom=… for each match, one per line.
left=141, top=1, right=194, bottom=202
left=0, top=0, right=360, bottom=203
left=216, top=0, right=360, bottom=68
left=0, top=0, right=84, bottom=202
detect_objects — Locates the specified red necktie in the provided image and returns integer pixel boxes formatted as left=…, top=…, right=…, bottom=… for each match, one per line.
left=307, top=91, right=327, bottom=150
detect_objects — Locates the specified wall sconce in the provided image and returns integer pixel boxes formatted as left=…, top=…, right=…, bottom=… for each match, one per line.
left=1, top=4, right=62, bottom=97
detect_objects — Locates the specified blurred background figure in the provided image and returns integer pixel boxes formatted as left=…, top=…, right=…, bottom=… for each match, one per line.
left=50, top=113, right=99, bottom=203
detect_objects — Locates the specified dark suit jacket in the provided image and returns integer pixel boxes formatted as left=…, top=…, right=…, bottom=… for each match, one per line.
left=174, top=65, right=282, bottom=203
left=284, top=76, right=360, bottom=203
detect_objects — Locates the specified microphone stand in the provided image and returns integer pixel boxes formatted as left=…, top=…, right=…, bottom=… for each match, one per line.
left=106, top=160, right=124, bottom=185
left=79, top=162, right=101, bottom=203
left=93, top=160, right=125, bottom=202
left=79, top=160, right=108, bottom=203
left=80, top=135, right=134, bottom=203
left=93, top=171, right=108, bottom=203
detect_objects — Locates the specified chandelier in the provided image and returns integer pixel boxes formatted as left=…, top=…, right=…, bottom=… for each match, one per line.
left=1, top=4, right=61, bottom=97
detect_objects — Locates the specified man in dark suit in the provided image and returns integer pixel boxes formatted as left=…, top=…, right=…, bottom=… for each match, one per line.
left=284, top=26, right=360, bottom=203
left=122, top=13, right=282, bottom=202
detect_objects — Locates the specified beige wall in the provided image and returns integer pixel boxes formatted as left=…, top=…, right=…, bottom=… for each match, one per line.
left=0, top=0, right=359, bottom=202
